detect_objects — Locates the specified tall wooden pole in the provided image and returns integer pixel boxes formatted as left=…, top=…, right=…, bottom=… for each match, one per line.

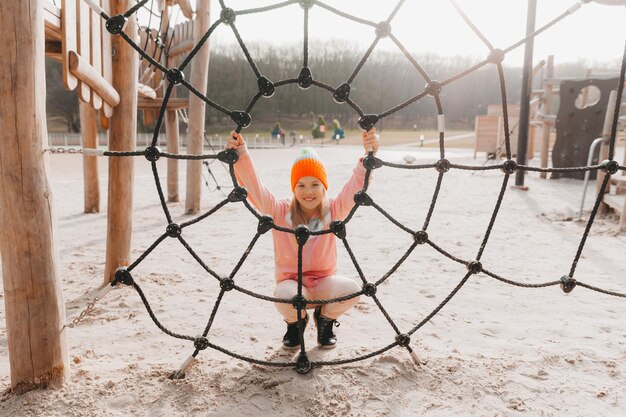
left=166, top=109, right=181, bottom=201
left=79, top=101, right=100, bottom=213
left=515, top=0, right=537, bottom=187
left=185, top=0, right=211, bottom=214
left=0, top=0, right=69, bottom=391
left=162, top=4, right=180, bottom=202
left=104, top=1, right=138, bottom=283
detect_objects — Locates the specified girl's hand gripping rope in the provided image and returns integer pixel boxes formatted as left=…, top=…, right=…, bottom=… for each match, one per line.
left=362, top=128, right=379, bottom=155
left=225, top=131, right=247, bottom=156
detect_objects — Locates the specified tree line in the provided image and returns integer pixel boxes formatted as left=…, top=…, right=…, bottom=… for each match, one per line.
left=46, top=40, right=619, bottom=133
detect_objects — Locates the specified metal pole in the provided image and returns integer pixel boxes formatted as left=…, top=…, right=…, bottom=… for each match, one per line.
left=515, top=0, right=537, bottom=187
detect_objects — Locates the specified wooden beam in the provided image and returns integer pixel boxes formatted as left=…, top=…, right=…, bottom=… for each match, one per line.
left=0, top=0, right=69, bottom=392
left=167, top=38, right=194, bottom=58
left=138, top=83, right=157, bottom=99
left=175, top=0, right=194, bottom=19
left=137, top=97, right=189, bottom=110
left=69, top=51, right=120, bottom=107
left=104, top=1, right=138, bottom=284
left=79, top=102, right=101, bottom=213
left=43, top=1, right=62, bottom=41
left=186, top=0, right=211, bottom=214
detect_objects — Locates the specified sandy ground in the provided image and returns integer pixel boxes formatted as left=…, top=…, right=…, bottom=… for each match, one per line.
left=1, top=142, right=626, bottom=416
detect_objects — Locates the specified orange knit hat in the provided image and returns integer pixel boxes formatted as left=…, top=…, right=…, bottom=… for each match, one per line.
left=290, top=147, right=328, bottom=191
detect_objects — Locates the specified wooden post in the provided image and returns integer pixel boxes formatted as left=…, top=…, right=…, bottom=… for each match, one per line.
left=104, top=1, right=138, bottom=283
left=185, top=0, right=211, bottom=214
left=166, top=110, right=181, bottom=202
left=540, top=55, right=554, bottom=179
left=0, top=0, right=69, bottom=391
left=162, top=4, right=180, bottom=202
left=79, top=101, right=100, bottom=213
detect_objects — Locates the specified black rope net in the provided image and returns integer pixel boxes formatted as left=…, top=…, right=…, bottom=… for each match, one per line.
left=93, top=0, right=626, bottom=374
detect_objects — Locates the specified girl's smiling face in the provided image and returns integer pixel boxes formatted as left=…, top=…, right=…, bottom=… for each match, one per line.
left=294, top=176, right=325, bottom=216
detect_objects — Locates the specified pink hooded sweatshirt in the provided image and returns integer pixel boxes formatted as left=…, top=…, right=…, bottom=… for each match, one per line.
left=234, top=150, right=367, bottom=288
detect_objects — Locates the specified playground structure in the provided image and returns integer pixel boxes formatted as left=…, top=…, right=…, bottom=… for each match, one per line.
left=474, top=54, right=626, bottom=224
left=1, top=0, right=625, bottom=393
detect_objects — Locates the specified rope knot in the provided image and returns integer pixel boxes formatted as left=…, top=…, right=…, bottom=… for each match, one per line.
left=333, top=82, right=351, bottom=103
left=257, top=216, right=274, bottom=234
left=257, top=76, right=275, bottom=98
left=297, top=67, right=313, bottom=90
left=194, top=337, right=209, bottom=351
left=560, top=275, right=577, bottom=293
left=144, top=146, right=161, bottom=162
left=166, top=223, right=182, bottom=238
left=330, top=220, right=346, bottom=239
left=217, top=149, right=239, bottom=164
left=105, top=15, right=127, bottom=35
left=601, top=160, right=619, bottom=175
left=113, top=267, right=134, bottom=286
left=220, top=8, right=236, bottom=24
left=166, top=68, right=184, bottom=85
left=395, top=333, right=411, bottom=347
left=295, top=225, right=310, bottom=245
left=362, top=282, right=377, bottom=297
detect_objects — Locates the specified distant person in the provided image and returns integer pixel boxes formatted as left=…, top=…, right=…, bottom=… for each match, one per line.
left=225, top=128, right=379, bottom=349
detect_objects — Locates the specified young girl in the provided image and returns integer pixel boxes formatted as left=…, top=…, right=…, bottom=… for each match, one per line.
left=226, top=129, right=379, bottom=349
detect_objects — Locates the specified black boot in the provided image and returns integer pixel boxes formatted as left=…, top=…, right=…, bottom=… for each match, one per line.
left=282, top=314, right=308, bottom=348
left=314, top=307, right=339, bottom=349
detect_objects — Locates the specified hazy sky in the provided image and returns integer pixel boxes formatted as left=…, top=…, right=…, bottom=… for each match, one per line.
left=140, top=0, right=625, bottom=67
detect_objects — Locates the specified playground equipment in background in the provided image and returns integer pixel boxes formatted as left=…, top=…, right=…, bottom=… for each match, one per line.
left=552, top=77, right=620, bottom=180
left=474, top=103, right=536, bottom=160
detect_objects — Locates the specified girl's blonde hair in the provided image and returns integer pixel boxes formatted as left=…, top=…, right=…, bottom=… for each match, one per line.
left=289, top=190, right=329, bottom=228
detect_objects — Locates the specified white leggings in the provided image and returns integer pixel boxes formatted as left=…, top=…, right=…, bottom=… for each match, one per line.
left=274, top=276, right=361, bottom=323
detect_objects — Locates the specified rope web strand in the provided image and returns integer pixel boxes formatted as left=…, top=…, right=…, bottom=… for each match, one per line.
left=86, top=0, right=626, bottom=373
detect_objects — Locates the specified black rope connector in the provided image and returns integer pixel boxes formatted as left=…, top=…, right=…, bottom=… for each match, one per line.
left=166, top=223, right=182, bottom=238
left=501, top=159, right=517, bottom=174
left=144, top=146, right=161, bottom=162
left=257, top=216, right=274, bottom=234
left=395, top=333, right=411, bottom=347
left=230, top=111, right=252, bottom=128
left=297, top=67, right=313, bottom=90
left=375, top=21, right=392, bottom=37
left=467, top=260, right=482, bottom=274
left=560, top=275, right=577, bottom=293
left=354, top=191, right=374, bottom=206
left=357, top=114, right=379, bottom=131
left=228, top=187, right=248, bottom=202
left=166, top=68, right=184, bottom=84
left=435, top=158, right=451, bottom=173
left=220, top=277, right=235, bottom=292
left=413, top=230, right=428, bottom=244
left=333, top=82, right=351, bottom=103
left=113, top=267, right=134, bottom=286
left=257, top=76, right=275, bottom=98
left=217, top=149, right=239, bottom=164
left=296, top=352, right=312, bottom=374
left=220, top=8, right=236, bottom=24
left=425, top=80, right=442, bottom=97
left=362, top=282, right=377, bottom=297
left=363, top=154, right=383, bottom=170
left=105, top=15, right=127, bottom=35
left=330, top=220, right=346, bottom=239
left=291, top=294, right=307, bottom=310
left=194, top=336, right=210, bottom=351
left=601, top=159, right=619, bottom=175
left=295, top=225, right=310, bottom=246
left=488, top=48, right=505, bottom=64
left=299, top=0, right=314, bottom=9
